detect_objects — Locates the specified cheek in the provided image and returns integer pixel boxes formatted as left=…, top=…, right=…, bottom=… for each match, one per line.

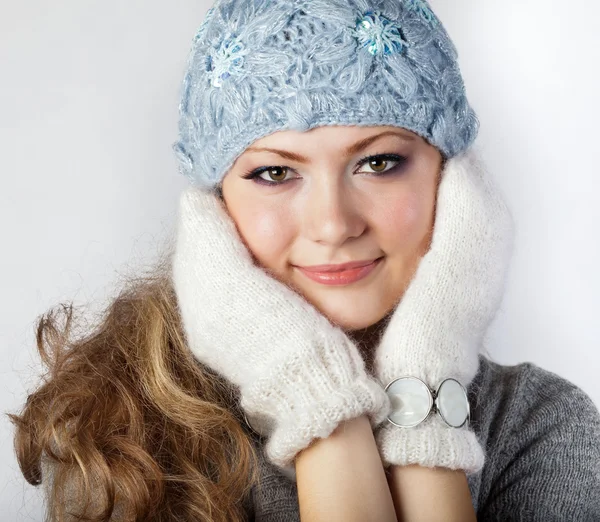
left=377, top=190, right=432, bottom=250
left=229, top=204, right=295, bottom=270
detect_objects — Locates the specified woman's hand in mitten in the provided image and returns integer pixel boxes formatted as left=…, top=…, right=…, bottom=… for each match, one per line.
left=172, top=186, right=390, bottom=472
left=373, top=148, right=515, bottom=474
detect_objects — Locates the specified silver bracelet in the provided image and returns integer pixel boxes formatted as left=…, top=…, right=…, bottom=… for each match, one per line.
left=242, top=376, right=471, bottom=435
left=385, top=376, right=470, bottom=429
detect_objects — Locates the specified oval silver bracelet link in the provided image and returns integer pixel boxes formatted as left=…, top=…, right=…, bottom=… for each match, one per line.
left=384, top=376, right=470, bottom=429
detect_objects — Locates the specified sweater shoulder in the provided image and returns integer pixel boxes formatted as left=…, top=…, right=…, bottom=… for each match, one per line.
left=471, top=354, right=600, bottom=438
left=470, top=354, right=600, bottom=520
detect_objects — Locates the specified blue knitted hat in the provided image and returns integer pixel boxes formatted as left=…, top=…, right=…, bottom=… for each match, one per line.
left=173, top=0, right=478, bottom=190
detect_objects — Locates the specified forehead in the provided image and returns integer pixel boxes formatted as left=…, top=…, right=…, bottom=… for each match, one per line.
left=250, top=125, right=420, bottom=147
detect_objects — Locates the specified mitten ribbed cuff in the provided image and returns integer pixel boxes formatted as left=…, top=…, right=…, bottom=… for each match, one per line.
left=375, top=415, right=485, bottom=475
left=240, top=329, right=391, bottom=473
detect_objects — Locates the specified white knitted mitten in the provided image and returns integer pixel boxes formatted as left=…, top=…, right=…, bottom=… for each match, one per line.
left=172, top=187, right=390, bottom=473
left=373, top=148, right=515, bottom=474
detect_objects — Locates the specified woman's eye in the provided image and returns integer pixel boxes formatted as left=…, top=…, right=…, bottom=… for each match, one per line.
left=243, top=154, right=407, bottom=186
left=242, top=166, right=293, bottom=185
left=369, top=158, right=389, bottom=172
left=356, top=155, right=406, bottom=175
left=259, top=166, right=290, bottom=182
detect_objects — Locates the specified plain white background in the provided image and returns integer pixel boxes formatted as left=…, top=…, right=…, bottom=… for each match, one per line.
left=1, top=0, right=598, bottom=518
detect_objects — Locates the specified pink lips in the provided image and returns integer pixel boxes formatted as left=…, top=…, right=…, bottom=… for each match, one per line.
left=299, top=259, right=380, bottom=272
left=295, top=257, right=384, bottom=286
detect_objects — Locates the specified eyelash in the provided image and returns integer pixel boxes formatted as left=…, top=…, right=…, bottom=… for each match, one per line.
left=240, top=153, right=408, bottom=186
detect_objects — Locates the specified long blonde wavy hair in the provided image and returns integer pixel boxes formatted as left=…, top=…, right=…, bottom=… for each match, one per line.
left=9, top=244, right=261, bottom=521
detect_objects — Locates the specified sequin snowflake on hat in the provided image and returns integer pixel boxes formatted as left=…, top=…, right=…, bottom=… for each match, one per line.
left=354, top=11, right=409, bottom=56
left=207, top=33, right=248, bottom=87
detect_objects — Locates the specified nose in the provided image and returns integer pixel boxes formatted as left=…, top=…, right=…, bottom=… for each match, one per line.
left=302, top=177, right=366, bottom=246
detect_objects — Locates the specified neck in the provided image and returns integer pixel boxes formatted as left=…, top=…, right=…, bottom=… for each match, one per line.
left=346, top=311, right=393, bottom=374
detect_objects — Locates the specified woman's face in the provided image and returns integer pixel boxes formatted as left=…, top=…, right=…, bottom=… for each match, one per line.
left=221, top=125, right=442, bottom=331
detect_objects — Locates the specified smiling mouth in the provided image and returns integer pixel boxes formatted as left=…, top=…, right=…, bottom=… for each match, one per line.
left=295, top=257, right=385, bottom=286
left=297, top=257, right=384, bottom=273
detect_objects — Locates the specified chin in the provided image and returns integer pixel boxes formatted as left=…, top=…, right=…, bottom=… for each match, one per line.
left=282, top=274, right=396, bottom=331
left=321, top=309, right=386, bottom=331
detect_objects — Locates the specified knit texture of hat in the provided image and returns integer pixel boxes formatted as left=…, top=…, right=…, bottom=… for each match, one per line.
left=173, top=0, right=479, bottom=190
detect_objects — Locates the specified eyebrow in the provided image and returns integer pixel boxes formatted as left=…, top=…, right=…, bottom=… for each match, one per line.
left=244, top=130, right=416, bottom=163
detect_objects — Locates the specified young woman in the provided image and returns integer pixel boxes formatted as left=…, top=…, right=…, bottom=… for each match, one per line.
left=12, top=0, right=600, bottom=521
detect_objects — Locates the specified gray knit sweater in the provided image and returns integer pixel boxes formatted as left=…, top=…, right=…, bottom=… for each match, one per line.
left=244, top=355, right=600, bottom=521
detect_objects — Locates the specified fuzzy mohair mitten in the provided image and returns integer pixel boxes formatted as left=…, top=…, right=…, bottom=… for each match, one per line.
left=373, top=147, right=515, bottom=474
left=172, top=187, right=391, bottom=475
